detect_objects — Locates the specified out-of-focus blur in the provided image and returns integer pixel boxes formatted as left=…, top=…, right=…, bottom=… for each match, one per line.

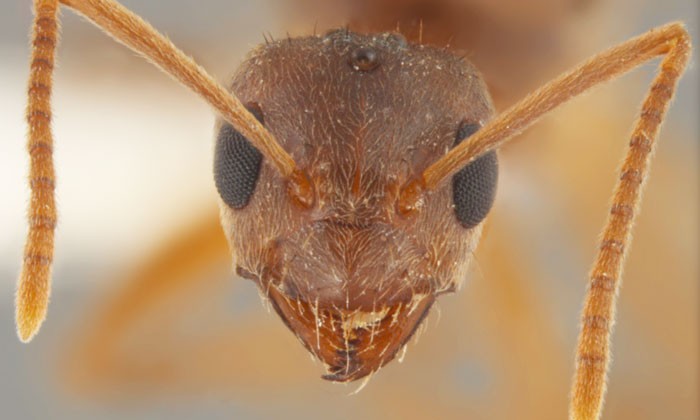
left=0, top=0, right=697, bottom=419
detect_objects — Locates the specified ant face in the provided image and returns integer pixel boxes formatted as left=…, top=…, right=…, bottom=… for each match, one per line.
left=215, top=30, right=498, bottom=381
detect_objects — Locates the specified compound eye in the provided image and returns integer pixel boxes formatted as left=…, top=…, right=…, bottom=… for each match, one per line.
left=214, top=103, right=264, bottom=209
left=451, top=122, right=499, bottom=228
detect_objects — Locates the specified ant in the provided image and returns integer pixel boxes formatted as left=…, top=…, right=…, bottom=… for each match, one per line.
left=15, top=0, right=691, bottom=419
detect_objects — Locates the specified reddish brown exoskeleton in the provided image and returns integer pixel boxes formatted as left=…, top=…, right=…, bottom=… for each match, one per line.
left=16, top=0, right=691, bottom=418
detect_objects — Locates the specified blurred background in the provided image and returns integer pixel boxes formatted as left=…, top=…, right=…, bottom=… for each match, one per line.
left=0, top=0, right=697, bottom=419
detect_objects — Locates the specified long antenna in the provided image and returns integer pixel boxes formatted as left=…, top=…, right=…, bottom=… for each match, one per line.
left=16, top=0, right=310, bottom=342
left=402, top=22, right=691, bottom=420
left=16, top=0, right=60, bottom=342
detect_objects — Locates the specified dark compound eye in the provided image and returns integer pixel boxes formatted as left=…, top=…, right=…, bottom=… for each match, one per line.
left=452, top=122, right=499, bottom=228
left=214, top=103, right=264, bottom=209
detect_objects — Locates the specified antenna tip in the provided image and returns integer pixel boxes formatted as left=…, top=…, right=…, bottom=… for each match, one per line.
left=15, top=275, right=50, bottom=343
left=16, top=310, right=44, bottom=343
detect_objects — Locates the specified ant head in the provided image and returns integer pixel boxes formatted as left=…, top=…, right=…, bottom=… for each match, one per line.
left=215, top=30, right=497, bottom=381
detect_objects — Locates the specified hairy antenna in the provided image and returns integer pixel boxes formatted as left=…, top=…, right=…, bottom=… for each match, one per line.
left=16, top=0, right=309, bottom=342
left=16, top=0, right=60, bottom=343
left=400, top=22, right=691, bottom=420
